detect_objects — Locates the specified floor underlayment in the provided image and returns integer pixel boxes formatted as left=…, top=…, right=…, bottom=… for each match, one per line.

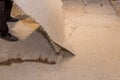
left=0, top=0, right=120, bottom=80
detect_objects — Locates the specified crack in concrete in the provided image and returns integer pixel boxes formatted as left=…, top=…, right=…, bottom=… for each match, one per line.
left=67, top=26, right=77, bottom=40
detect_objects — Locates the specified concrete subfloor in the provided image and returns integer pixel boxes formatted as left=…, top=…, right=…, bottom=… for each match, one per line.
left=0, top=21, right=59, bottom=62
left=0, top=0, right=120, bottom=80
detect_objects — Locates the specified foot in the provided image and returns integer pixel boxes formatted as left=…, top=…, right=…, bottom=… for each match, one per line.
left=7, top=17, right=19, bottom=22
left=1, top=33, right=18, bottom=42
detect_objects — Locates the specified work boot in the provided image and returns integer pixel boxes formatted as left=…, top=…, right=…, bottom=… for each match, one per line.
left=7, top=17, right=19, bottom=22
left=1, top=33, right=18, bottom=42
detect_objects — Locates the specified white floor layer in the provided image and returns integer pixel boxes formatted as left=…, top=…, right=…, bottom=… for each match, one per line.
left=0, top=0, right=120, bottom=80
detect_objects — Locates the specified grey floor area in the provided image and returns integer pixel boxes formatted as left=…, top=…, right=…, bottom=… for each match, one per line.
left=0, top=0, right=120, bottom=80
left=0, top=21, right=58, bottom=62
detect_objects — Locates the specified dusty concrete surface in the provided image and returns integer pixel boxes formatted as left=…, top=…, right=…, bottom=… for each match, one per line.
left=0, top=0, right=120, bottom=80
left=0, top=21, right=63, bottom=63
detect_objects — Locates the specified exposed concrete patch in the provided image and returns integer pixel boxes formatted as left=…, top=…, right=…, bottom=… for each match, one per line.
left=0, top=21, right=63, bottom=64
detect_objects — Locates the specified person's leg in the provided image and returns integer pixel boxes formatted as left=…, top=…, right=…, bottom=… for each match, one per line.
left=0, top=0, right=9, bottom=36
left=4, top=0, right=19, bottom=22
left=4, top=0, right=13, bottom=19
left=0, top=0, right=18, bottom=41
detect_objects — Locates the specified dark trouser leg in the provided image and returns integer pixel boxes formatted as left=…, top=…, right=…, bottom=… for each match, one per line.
left=0, top=0, right=18, bottom=41
left=0, top=1, right=9, bottom=36
left=4, top=0, right=13, bottom=20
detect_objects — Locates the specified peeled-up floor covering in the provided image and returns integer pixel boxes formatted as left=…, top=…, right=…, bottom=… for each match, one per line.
left=13, top=0, right=74, bottom=53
